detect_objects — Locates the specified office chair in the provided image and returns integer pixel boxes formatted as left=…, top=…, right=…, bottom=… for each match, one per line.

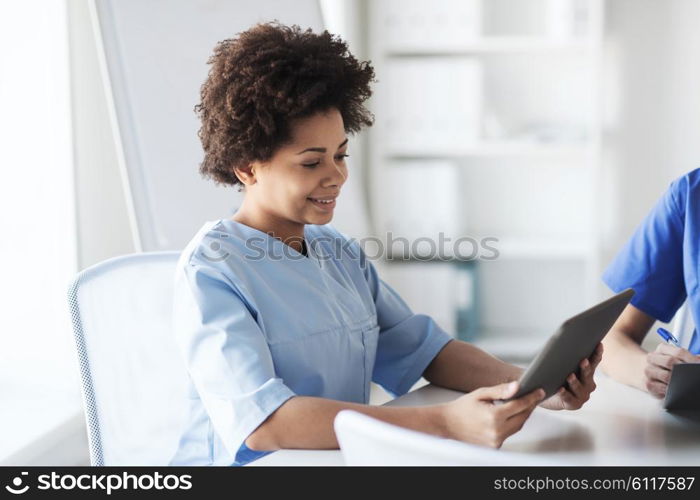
left=67, top=251, right=188, bottom=465
left=334, top=410, right=548, bottom=466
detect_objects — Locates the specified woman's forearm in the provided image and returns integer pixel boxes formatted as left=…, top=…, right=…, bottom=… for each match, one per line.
left=245, top=395, right=446, bottom=451
left=246, top=340, right=528, bottom=452
left=600, top=329, right=648, bottom=391
left=422, top=339, right=523, bottom=392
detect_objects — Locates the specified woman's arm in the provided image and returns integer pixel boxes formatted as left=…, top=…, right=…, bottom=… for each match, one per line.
left=245, top=382, right=545, bottom=451
left=245, top=396, right=443, bottom=450
left=602, top=303, right=700, bottom=397
left=423, top=339, right=522, bottom=391
left=423, top=338, right=602, bottom=411
left=599, top=304, right=654, bottom=391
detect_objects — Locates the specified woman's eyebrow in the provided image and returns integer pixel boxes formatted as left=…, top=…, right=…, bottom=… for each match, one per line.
left=296, top=138, right=349, bottom=154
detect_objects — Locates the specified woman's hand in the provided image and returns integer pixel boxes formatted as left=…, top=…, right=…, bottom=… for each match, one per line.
left=441, top=381, right=545, bottom=448
left=540, top=343, right=604, bottom=411
left=644, top=343, right=700, bottom=398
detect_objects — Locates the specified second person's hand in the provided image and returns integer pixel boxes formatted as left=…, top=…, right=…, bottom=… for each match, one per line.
left=645, top=343, right=700, bottom=398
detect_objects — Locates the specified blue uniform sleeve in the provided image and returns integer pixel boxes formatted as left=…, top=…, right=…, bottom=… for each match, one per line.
left=602, top=179, right=687, bottom=322
left=172, top=261, right=295, bottom=460
left=358, top=251, right=453, bottom=397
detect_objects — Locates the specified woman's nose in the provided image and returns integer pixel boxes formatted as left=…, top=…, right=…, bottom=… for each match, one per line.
left=323, top=161, right=347, bottom=187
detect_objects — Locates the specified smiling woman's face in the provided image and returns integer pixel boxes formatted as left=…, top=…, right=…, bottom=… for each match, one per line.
left=238, top=107, right=349, bottom=228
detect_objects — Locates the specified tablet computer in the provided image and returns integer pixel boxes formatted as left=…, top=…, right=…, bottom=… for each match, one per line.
left=664, top=363, right=700, bottom=410
left=509, top=288, right=635, bottom=400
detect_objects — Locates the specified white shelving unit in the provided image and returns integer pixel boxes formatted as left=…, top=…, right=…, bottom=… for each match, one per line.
left=384, top=38, right=594, bottom=55
left=364, top=0, right=605, bottom=361
left=386, top=143, right=595, bottom=159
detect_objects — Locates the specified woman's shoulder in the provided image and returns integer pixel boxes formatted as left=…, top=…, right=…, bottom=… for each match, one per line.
left=173, top=220, right=263, bottom=315
left=667, top=167, right=700, bottom=212
left=178, top=219, right=258, bottom=271
left=671, top=167, right=700, bottom=189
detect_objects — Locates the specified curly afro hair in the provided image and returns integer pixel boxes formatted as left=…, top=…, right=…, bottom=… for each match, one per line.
left=196, top=21, right=377, bottom=187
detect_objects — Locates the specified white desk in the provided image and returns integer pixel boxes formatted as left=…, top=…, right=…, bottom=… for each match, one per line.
left=251, top=375, right=700, bottom=466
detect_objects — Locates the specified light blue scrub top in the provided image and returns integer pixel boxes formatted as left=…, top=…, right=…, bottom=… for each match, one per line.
left=168, top=219, right=453, bottom=465
left=602, top=168, right=700, bottom=354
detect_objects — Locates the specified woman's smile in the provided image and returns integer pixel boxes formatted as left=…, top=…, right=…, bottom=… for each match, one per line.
left=307, top=195, right=337, bottom=211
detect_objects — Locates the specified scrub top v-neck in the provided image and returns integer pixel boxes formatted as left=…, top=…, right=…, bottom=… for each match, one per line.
left=168, top=218, right=452, bottom=466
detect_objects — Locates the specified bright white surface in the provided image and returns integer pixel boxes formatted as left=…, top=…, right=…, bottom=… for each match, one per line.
left=251, top=375, right=700, bottom=466
left=68, top=0, right=138, bottom=269
left=0, top=0, right=81, bottom=462
left=0, top=374, right=83, bottom=465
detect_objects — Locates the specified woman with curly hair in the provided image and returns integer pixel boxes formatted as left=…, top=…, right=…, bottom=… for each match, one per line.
left=170, top=22, right=601, bottom=466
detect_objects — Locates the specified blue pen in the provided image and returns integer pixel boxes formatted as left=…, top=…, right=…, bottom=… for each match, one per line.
left=657, top=327, right=681, bottom=347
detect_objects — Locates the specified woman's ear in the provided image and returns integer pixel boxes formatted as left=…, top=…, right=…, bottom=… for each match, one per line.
left=233, top=163, right=257, bottom=186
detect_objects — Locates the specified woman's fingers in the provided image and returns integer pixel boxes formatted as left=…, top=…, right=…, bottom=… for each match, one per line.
left=557, top=387, right=579, bottom=408
left=567, top=372, right=582, bottom=393
left=447, top=383, right=542, bottom=448
left=645, top=379, right=668, bottom=399
left=581, top=358, right=598, bottom=390
left=474, top=381, right=519, bottom=402
left=589, top=343, right=604, bottom=369
left=644, top=361, right=672, bottom=384
left=502, top=408, right=532, bottom=437
left=655, top=343, right=697, bottom=363
left=642, top=344, right=692, bottom=398
left=497, top=388, right=545, bottom=418
left=491, top=389, right=543, bottom=447
left=549, top=355, right=599, bottom=410
left=647, top=351, right=678, bottom=370
left=580, top=358, right=592, bottom=380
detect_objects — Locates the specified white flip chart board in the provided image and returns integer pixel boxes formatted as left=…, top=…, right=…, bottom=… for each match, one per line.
left=92, top=0, right=324, bottom=251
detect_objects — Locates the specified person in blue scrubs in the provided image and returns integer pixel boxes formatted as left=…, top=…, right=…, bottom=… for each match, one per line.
left=168, top=22, right=602, bottom=466
left=601, top=169, right=700, bottom=398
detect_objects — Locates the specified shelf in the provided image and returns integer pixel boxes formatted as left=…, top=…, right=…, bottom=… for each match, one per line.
left=385, top=142, right=595, bottom=159
left=368, top=0, right=606, bottom=337
left=493, top=237, right=593, bottom=260
left=384, top=37, right=595, bottom=56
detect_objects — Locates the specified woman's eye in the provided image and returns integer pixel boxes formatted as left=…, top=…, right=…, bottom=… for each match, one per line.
left=301, top=154, right=349, bottom=168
